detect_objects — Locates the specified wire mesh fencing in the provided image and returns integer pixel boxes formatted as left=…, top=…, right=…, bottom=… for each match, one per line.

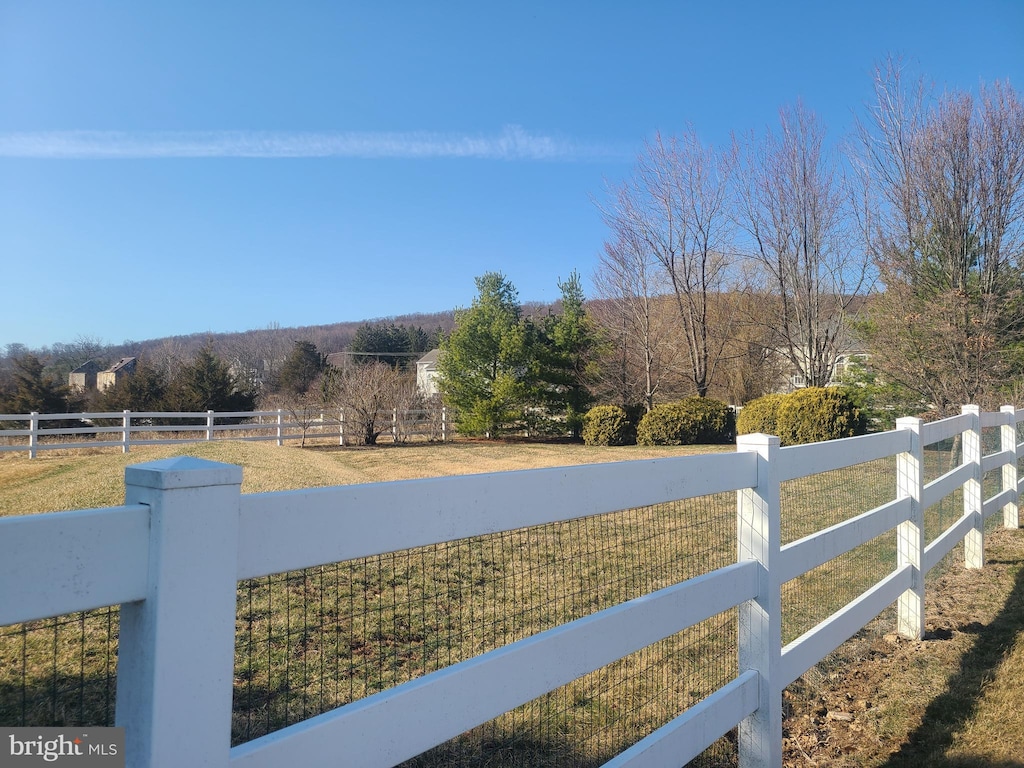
left=0, top=608, right=118, bottom=729
left=233, top=492, right=740, bottom=766
left=3, top=424, right=1019, bottom=766
left=780, top=458, right=898, bottom=645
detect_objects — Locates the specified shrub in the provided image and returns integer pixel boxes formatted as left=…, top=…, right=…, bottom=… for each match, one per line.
left=775, top=387, right=867, bottom=445
left=736, top=393, right=788, bottom=437
left=582, top=405, right=635, bottom=446
left=636, top=397, right=735, bottom=446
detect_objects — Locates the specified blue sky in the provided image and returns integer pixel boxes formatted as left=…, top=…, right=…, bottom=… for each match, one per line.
left=2, top=1, right=1022, bottom=351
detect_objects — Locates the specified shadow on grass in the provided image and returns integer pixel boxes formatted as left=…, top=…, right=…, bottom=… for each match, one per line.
left=0, top=672, right=115, bottom=729
left=879, top=550, right=1024, bottom=768
left=397, top=729, right=736, bottom=768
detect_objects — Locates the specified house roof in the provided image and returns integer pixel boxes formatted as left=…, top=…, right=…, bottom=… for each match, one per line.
left=106, top=357, right=136, bottom=373
left=417, top=349, right=442, bottom=365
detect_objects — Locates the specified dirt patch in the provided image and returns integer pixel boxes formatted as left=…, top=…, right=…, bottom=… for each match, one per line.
left=782, top=527, right=1024, bottom=767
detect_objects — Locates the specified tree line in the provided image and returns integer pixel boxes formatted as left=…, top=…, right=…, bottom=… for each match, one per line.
left=0, top=319, right=441, bottom=444
left=0, top=347, right=257, bottom=420
left=437, top=58, right=1024, bottom=433
left=589, top=56, right=1024, bottom=419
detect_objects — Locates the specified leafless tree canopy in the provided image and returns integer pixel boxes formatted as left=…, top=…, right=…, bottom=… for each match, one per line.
left=596, top=129, right=739, bottom=398
left=327, top=362, right=416, bottom=445
left=853, top=57, right=1024, bottom=412
left=594, top=112, right=875, bottom=404
left=591, top=233, right=682, bottom=410
left=733, top=101, right=870, bottom=388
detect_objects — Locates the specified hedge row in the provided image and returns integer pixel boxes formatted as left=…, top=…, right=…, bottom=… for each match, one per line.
left=581, top=404, right=635, bottom=446
left=583, top=387, right=866, bottom=448
left=582, top=398, right=734, bottom=447
left=736, top=387, right=867, bottom=446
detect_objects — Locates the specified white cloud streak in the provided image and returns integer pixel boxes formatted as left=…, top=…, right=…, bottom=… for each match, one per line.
left=0, top=125, right=627, bottom=161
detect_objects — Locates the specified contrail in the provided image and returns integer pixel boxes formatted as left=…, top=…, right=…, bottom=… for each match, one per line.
left=0, top=125, right=628, bottom=161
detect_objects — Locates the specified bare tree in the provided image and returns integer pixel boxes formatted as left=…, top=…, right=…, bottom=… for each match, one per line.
left=853, top=58, right=1024, bottom=413
left=50, top=334, right=107, bottom=371
left=150, top=338, right=189, bottom=387
left=264, top=383, right=327, bottom=448
left=733, top=101, right=870, bottom=389
left=391, top=385, right=428, bottom=443
left=711, top=292, right=786, bottom=404
left=598, top=129, right=738, bottom=398
left=591, top=232, right=683, bottom=411
left=329, top=362, right=411, bottom=445
left=222, top=326, right=292, bottom=394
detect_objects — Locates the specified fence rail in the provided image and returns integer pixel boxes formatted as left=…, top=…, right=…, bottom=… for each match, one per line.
left=0, top=406, right=447, bottom=457
left=1, top=404, right=1021, bottom=767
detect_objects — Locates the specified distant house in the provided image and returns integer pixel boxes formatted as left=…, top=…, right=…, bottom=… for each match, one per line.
left=97, top=357, right=137, bottom=391
left=68, top=360, right=104, bottom=392
left=780, top=346, right=868, bottom=392
left=416, top=349, right=442, bottom=397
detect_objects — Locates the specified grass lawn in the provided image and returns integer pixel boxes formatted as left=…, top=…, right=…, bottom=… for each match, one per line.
left=1, top=438, right=1022, bottom=767
left=0, top=439, right=725, bottom=515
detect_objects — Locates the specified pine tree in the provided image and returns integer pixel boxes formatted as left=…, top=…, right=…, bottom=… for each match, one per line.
left=1, top=355, right=78, bottom=414
left=167, top=346, right=256, bottom=414
left=277, top=341, right=327, bottom=395
left=542, top=271, right=598, bottom=439
left=437, top=273, right=537, bottom=437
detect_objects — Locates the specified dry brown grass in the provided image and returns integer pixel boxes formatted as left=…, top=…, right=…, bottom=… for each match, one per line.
left=3, top=439, right=1023, bottom=767
left=0, top=439, right=724, bottom=516
left=2, top=439, right=739, bottom=765
left=782, top=526, right=1024, bottom=767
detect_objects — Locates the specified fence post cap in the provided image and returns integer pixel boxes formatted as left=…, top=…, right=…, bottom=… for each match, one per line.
left=125, top=456, right=242, bottom=490
left=736, top=432, right=780, bottom=449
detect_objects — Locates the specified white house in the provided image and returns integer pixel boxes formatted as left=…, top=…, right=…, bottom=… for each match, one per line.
left=416, top=349, right=442, bottom=396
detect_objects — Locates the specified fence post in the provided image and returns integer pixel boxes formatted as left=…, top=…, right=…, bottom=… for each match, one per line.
left=29, top=411, right=38, bottom=459
left=1000, top=405, right=1019, bottom=529
left=206, top=410, right=215, bottom=441
left=441, top=406, right=447, bottom=443
left=736, top=433, right=782, bottom=768
left=117, top=457, right=242, bottom=768
left=393, top=407, right=398, bottom=443
left=962, top=404, right=984, bottom=569
left=276, top=408, right=284, bottom=447
left=340, top=408, right=345, bottom=446
left=123, top=409, right=132, bottom=454
left=895, top=417, right=925, bottom=639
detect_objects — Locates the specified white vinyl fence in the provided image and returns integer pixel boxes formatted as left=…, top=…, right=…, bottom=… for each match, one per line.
left=0, top=407, right=447, bottom=457
left=0, top=404, right=1021, bottom=768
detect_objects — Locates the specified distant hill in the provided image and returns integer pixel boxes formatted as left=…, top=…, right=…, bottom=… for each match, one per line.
left=94, top=302, right=566, bottom=362
left=10, top=302, right=565, bottom=381
left=96, top=310, right=461, bottom=363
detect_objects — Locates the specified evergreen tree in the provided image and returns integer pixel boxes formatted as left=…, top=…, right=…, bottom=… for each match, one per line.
left=350, top=323, right=410, bottom=367
left=437, top=272, right=538, bottom=437
left=403, top=325, right=432, bottom=357
left=542, top=271, right=598, bottom=439
left=98, top=357, right=167, bottom=413
left=0, top=354, right=79, bottom=414
left=167, top=346, right=256, bottom=414
left=349, top=323, right=431, bottom=369
left=277, top=340, right=327, bottom=395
